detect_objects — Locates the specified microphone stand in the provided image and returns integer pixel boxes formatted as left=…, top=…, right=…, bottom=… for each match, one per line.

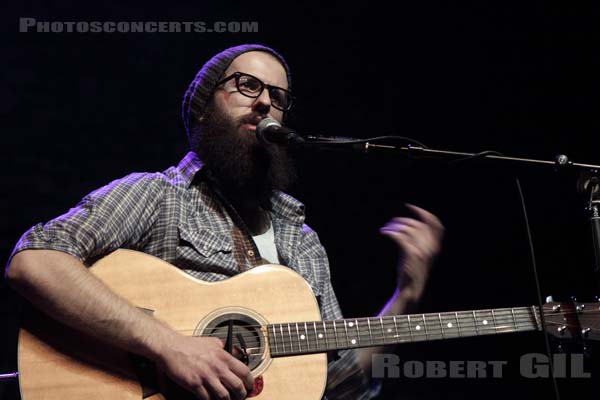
left=579, top=173, right=600, bottom=288
left=302, top=139, right=600, bottom=291
left=298, top=137, right=600, bottom=400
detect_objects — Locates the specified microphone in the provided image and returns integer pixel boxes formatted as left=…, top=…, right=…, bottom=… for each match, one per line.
left=256, top=118, right=305, bottom=146
left=256, top=118, right=362, bottom=148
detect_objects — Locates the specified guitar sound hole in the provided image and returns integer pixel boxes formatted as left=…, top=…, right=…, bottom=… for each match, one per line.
left=198, top=313, right=265, bottom=370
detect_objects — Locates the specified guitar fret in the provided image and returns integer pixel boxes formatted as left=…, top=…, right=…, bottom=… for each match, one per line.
left=491, top=310, right=498, bottom=334
left=313, top=322, right=319, bottom=349
left=280, top=325, right=286, bottom=353
left=438, top=313, right=445, bottom=338
left=394, top=316, right=402, bottom=341
left=455, top=312, right=461, bottom=337
left=380, top=318, right=387, bottom=344
left=304, top=322, right=310, bottom=350
left=344, top=320, right=350, bottom=346
left=532, top=306, right=541, bottom=330
left=296, top=322, right=301, bottom=352
left=422, top=315, right=428, bottom=339
left=473, top=310, right=479, bottom=335
left=511, top=309, right=518, bottom=330
left=439, top=312, right=460, bottom=338
left=424, top=314, right=443, bottom=340
left=355, top=319, right=360, bottom=345
left=271, top=325, right=278, bottom=355
left=405, top=315, right=413, bottom=341
left=477, top=310, right=495, bottom=333
left=333, top=321, right=339, bottom=348
left=497, top=309, right=518, bottom=332
left=367, top=318, right=373, bottom=344
left=288, top=324, right=293, bottom=352
left=323, top=322, right=329, bottom=349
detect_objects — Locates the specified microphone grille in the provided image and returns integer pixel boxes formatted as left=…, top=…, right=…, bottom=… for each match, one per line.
left=257, top=117, right=281, bottom=135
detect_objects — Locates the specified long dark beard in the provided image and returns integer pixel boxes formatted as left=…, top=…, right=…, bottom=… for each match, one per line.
left=191, top=101, right=296, bottom=209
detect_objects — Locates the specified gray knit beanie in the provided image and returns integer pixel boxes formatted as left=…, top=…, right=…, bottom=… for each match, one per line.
left=181, top=44, right=292, bottom=140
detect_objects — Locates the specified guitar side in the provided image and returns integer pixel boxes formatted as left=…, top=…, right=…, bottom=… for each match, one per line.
left=18, top=249, right=327, bottom=399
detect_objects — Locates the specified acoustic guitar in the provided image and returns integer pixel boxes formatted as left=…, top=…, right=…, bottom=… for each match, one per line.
left=16, top=249, right=600, bottom=399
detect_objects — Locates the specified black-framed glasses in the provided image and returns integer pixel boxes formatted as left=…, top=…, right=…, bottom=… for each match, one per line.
left=216, top=72, right=294, bottom=112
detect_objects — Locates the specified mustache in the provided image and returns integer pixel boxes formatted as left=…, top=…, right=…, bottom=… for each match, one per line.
left=237, top=113, right=268, bottom=126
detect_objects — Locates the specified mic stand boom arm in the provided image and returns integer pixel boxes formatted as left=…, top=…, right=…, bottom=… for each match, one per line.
left=305, top=139, right=600, bottom=291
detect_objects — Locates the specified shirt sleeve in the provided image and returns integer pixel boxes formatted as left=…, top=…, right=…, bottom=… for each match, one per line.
left=297, top=225, right=376, bottom=400
left=7, top=172, right=166, bottom=266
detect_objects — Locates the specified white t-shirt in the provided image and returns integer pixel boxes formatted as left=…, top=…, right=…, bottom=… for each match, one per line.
left=252, top=221, right=280, bottom=264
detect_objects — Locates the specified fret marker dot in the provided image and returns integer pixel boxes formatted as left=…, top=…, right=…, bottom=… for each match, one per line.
left=482, top=320, right=488, bottom=325
left=351, top=339, right=357, bottom=345
left=318, top=333, right=323, bottom=339
left=447, top=322, right=453, bottom=328
left=300, top=334, right=305, bottom=340
left=349, top=322, right=354, bottom=327
left=415, top=325, right=421, bottom=331
left=387, top=328, right=392, bottom=333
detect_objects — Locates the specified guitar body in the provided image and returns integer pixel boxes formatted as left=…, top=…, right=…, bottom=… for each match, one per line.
left=18, top=249, right=327, bottom=399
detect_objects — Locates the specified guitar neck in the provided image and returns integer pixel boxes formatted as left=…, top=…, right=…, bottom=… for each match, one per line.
left=268, top=306, right=541, bottom=357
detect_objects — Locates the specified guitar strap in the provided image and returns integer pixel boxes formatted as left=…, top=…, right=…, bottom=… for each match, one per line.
left=195, top=169, right=265, bottom=272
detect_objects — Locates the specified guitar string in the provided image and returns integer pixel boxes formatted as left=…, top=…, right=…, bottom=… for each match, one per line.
left=264, top=319, right=596, bottom=355
left=191, top=307, right=600, bottom=332
left=193, top=307, right=538, bottom=332
left=177, top=324, right=538, bottom=354
left=186, top=311, right=540, bottom=341
left=26, top=311, right=595, bottom=364
left=187, top=310, right=594, bottom=348
left=225, top=318, right=587, bottom=357
left=24, top=315, right=590, bottom=366
left=205, top=321, right=551, bottom=346
left=177, top=312, right=598, bottom=346
left=172, top=307, right=596, bottom=337
left=18, top=317, right=578, bottom=368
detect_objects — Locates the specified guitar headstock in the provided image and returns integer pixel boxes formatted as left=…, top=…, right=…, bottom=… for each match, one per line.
left=542, top=296, right=600, bottom=341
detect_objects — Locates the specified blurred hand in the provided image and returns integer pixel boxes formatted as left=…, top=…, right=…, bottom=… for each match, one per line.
left=380, top=204, right=444, bottom=302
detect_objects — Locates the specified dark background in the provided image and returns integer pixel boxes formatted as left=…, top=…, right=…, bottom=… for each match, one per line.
left=1, top=1, right=596, bottom=399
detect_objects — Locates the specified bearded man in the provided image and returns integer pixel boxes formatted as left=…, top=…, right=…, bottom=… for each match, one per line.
left=6, top=44, right=444, bottom=399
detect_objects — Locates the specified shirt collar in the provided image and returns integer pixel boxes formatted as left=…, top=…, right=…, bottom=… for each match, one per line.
left=177, top=151, right=204, bottom=188
left=270, top=190, right=305, bottom=225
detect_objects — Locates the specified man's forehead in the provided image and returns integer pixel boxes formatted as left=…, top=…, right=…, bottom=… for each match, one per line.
left=225, top=51, right=288, bottom=89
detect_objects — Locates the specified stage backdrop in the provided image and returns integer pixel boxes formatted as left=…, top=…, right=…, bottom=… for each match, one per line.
left=1, top=2, right=595, bottom=399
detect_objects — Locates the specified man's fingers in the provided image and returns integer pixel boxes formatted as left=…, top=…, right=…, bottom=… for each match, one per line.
left=380, top=230, right=421, bottom=254
left=390, top=217, right=427, bottom=230
left=207, top=377, right=232, bottom=400
left=380, top=228, right=417, bottom=248
left=381, top=223, right=431, bottom=244
left=194, top=385, right=211, bottom=400
left=381, top=227, right=439, bottom=256
left=405, top=204, right=444, bottom=231
left=220, top=370, right=248, bottom=400
left=226, top=357, right=255, bottom=391
left=381, top=222, right=406, bottom=233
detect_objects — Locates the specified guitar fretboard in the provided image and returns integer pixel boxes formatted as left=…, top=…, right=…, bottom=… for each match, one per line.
left=268, top=306, right=540, bottom=357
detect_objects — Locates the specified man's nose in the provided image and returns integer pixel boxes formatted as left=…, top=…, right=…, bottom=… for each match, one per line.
left=252, top=89, right=271, bottom=114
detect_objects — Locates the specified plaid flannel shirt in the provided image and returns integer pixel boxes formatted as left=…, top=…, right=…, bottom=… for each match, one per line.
left=10, top=151, right=373, bottom=399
